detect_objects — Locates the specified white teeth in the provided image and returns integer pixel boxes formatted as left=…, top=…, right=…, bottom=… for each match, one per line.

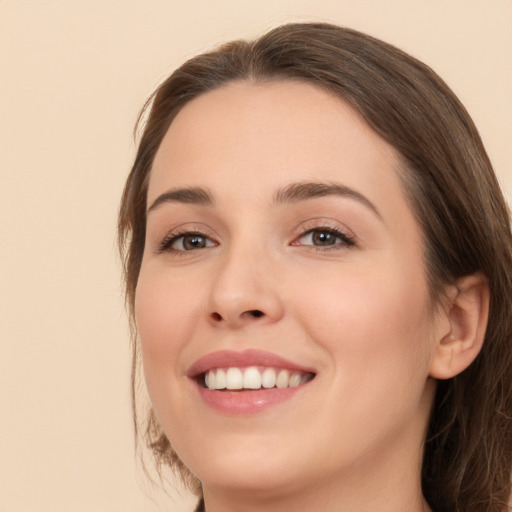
left=226, top=367, right=243, bottom=390
left=276, top=369, right=290, bottom=388
left=243, top=367, right=262, bottom=389
left=204, top=366, right=313, bottom=391
left=289, top=372, right=302, bottom=388
left=261, top=367, right=276, bottom=388
left=206, top=370, right=215, bottom=389
left=215, top=368, right=227, bottom=390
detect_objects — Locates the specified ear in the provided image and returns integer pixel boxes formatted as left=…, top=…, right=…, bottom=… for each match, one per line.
left=429, top=273, right=490, bottom=380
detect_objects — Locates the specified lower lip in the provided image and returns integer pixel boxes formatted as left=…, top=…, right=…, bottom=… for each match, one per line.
left=194, top=381, right=307, bottom=415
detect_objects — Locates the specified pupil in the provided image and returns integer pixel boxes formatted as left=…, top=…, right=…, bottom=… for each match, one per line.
left=313, top=231, right=335, bottom=245
left=184, top=235, right=205, bottom=250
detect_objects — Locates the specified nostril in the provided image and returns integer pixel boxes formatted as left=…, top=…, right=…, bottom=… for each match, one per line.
left=211, top=312, right=222, bottom=322
left=210, top=309, right=265, bottom=323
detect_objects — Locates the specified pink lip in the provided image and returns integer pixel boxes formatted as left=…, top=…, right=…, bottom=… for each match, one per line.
left=187, top=349, right=315, bottom=377
left=187, top=349, right=316, bottom=415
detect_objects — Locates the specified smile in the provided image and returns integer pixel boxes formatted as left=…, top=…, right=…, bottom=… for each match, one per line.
left=204, top=366, right=314, bottom=391
left=188, top=349, right=316, bottom=414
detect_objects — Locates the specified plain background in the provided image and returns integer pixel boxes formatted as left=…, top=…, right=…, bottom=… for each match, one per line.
left=1, top=1, right=511, bottom=511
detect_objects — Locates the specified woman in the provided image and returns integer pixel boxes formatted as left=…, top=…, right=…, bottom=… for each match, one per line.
left=118, top=23, right=512, bottom=512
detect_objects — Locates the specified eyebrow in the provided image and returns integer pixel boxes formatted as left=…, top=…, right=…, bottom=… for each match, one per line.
left=147, top=181, right=381, bottom=219
left=274, top=181, right=382, bottom=219
left=147, top=186, right=214, bottom=213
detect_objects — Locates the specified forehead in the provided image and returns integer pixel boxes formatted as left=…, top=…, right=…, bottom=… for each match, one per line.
left=149, top=80, right=403, bottom=207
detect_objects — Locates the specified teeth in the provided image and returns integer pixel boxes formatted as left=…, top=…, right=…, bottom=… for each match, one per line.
left=243, top=367, right=261, bottom=389
left=261, top=367, right=276, bottom=388
left=204, top=367, right=312, bottom=391
left=226, top=368, right=243, bottom=390
left=215, top=369, right=227, bottom=390
left=206, top=370, right=214, bottom=389
left=276, top=369, right=290, bottom=388
left=289, top=372, right=302, bottom=388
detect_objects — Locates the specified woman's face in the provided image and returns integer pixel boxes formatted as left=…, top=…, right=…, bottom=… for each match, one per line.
left=136, top=81, right=446, bottom=497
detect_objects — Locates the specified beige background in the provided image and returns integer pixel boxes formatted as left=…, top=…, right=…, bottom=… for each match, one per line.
left=1, top=1, right=510, bottom=511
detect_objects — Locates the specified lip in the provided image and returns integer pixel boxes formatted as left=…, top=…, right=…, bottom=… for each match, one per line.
left=187, top=349, right=315, bottom=377
left=187, top=349, right=316, bottom=415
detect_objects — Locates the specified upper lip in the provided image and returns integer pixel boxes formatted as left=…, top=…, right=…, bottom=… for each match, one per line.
left=187, top=349, right=316, bottom=378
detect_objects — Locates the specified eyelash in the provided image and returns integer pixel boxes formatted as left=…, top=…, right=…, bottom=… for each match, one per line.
left=156, top=225, right=356, bottom=254
left=293, top=225, right=356, bottom=250
left=157, top=229, right=217, bottom=254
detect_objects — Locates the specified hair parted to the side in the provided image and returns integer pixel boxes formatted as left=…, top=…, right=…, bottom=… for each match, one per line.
left=118, top=23, right=512, bottom=512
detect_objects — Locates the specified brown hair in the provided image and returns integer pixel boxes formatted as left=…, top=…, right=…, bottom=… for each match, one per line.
left=118, top=23, right=512, bottom=511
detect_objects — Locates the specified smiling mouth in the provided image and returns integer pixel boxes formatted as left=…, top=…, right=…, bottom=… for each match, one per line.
left=202, top=366, right=315, bottom=391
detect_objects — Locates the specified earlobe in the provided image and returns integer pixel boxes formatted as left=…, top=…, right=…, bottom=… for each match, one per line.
left=429, top=273, right=490, bottom=380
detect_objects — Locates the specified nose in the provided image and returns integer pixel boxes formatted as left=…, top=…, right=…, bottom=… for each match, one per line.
left=207, top=245, right=285, bottom=329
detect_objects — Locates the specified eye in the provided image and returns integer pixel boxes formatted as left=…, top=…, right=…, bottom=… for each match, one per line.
left=158, top=231, right=217, bottom=253
left=293, top=227, right=355, bottom=248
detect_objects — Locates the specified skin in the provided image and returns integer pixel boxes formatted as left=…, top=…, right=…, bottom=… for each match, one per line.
left=135, top=80, right=451, bottom=512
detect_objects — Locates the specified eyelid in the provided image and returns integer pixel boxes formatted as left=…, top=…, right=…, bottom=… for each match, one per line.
left=152, top=219, right=356, bottom=254
left=291, top=220, right=357, bottom=249
left=155, top=224, right=219, bottom=254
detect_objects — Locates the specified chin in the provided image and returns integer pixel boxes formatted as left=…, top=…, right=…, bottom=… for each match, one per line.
left=197, top=462, right=307, bottom=499
left=179, top=438, right=305, bottom=495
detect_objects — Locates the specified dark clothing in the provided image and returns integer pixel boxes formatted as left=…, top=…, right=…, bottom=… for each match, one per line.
left=194, top=498, right=205, bottom=512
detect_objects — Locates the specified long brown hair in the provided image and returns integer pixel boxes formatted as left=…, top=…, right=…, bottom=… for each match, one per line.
left=118, top=23, right=512, bottom=511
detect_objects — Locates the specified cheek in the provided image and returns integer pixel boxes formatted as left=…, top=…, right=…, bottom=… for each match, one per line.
left=295, top=267, right=436, bottom=456
left=136, top=267, right=202, bottom=351
left=134, top=267, right=205, bottom=407
left=293, top=261, right=435, bottom=391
